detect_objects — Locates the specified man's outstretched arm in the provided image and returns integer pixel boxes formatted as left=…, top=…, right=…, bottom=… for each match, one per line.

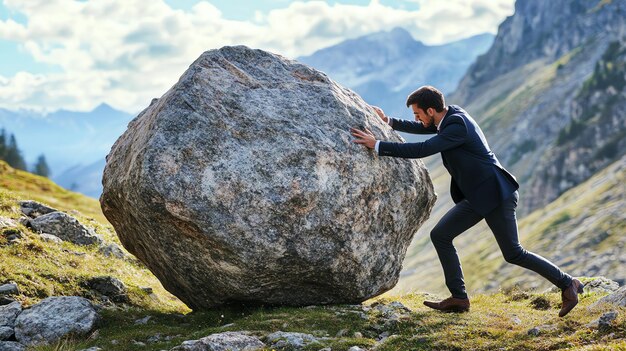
left=351, top=116, right=467, bottom=159
left=372, top=105, right=437, bottom=134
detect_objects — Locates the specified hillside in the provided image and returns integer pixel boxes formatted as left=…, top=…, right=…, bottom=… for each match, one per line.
left=397, top=0, right=626, bottom=295
left=0, top=161, right=625, bottom=350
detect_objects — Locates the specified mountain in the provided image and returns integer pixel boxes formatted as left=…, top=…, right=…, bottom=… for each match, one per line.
left=396, top=0, right=626, bottom=295
left=0, top=103, right=133, bottom=196
left=53, top=158, right=106, bottom=198
left=298, top=27, right=494, bottom=127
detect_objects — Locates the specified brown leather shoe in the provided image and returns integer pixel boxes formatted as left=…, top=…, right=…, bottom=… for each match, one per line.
left=423, top=296, right=470, bottom=313
left=559, top=279, right=584, bottom=317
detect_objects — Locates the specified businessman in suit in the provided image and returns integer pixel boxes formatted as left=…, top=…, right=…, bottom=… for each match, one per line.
left=351, top=86, right=583, bottom=317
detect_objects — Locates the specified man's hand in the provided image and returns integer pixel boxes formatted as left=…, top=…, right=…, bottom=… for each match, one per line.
left=350, top=127, right=377, bottom=149
left=371, top=106, right=389, bottom=123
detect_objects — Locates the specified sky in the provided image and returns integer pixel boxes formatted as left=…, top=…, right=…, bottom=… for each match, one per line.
left=0, top=0, right=515, bottom=114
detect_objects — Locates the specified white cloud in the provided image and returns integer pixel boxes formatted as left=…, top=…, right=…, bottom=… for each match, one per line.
left=0, top=0, right=514, bottom=113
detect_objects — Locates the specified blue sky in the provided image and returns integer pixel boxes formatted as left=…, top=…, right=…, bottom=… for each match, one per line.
left=0, top=0, right=514, bottom=112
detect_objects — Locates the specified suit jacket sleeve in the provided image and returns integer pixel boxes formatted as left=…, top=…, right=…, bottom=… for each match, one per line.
left=388, top=117, right=437, bottom=134
left=378, top=116, right=467, bottom=158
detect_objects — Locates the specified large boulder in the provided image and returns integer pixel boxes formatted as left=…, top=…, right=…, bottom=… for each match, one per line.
left=100, top=45, right=436, bottom=309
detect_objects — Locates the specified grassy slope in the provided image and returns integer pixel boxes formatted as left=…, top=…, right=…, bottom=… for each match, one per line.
left=1, top=161, right=625, bottom=350
left=0, top=160, right=188, bottom=313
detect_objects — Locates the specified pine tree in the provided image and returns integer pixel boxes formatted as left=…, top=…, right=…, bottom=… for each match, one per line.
left=5, top=134, right=27, bottom=171
left=33, top=154, right=50, bottom=178
left=0, top=128, right=6, bottom=160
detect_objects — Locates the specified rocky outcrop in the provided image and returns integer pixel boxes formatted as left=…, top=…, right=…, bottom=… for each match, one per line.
left=29, top=212, right=103, bottom=246
left=101, top=46, right=436, bottom=309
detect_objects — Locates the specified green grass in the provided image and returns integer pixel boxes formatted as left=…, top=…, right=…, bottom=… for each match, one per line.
left=30, top=291, right=626, bottom=351
left=0, top=160, right=189, bottom=314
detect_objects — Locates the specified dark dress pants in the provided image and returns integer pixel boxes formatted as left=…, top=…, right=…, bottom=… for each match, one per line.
left=430, top=190, right=573, bottom=299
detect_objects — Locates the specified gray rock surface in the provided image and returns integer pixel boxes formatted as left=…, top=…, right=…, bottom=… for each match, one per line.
left=39, top=233, right=63, bottom=243
left=594, top=286, right=626, bottom=307
left=0, top=301, right=22, bottom=328
left=14, top=296, right=99, bottom=345
left=0, top=284, right=19, bottom=296
left=29, top=212, right=103, bottom=246
left=265, top=331, right=320, bottom=350
left=100, top=45, right=436, bottom=309
left=0, top=326, right=14, bottom=340
left=18, top=200, right=57, bottom=218
left=584, top=277, right=620, bottom=294
left=0, top=341, right=25, bottom=351
left=0, top=217, right=18, bottom=228
left=170, top=331, right=265, bottom=351
left=97, top=242, right=127, bottom=259
left=84, top=276, right=128, bottom=303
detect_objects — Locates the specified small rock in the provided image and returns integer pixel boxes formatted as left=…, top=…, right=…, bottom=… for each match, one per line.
left=0, top=341, right=25, bottom=351
left=353, top=332, right=363, bottom=338
left=170, top=331, right=265, bottom=350
left=266, top=331, right=320, bottom=350
left=0, top=326, right=14, bottom=341
left=29, top=212, right=103, bottom=246
left=0, top=217, right=18, bottom=228
left=347, top=347, right=367, bottom=351
left=84, top=276, right=129, bottom=303
left=584, top=277, right=620, bottom=294
left=147, top=333, right=162, bottom=343
left=317, top=348, right=332, bottom=351
left=511, top=316, right=522, bottom=325
left=593, top=286, right=626, bottom=308
left=133, top=340, right=146, bottom=347
left=97, top=242, right=127, bottom=259
left=0, top=301, right=22, bottom=328
left=18, top=200, right=58, bottom=218
left=17, top=217, right=30, bottom=227
left=135, top=316, right=152, bottom=325
left=219, top=323, right=235, bottom=329
left=335, top=328, right=349, bottom=337
left=77, top=347, right=103, bottom=351
left=140, top=287, right=154, bottom=294
left=14, top=296, right=99, bottom=346
left=39, top=233, right=63, bottom=243
left=0, top=284, right=19, bottom=296
left=599, top=311, right=618, bottom=330
left=377, top=331, right=390, bottom=341
left=527, top=324, right=556, bottom=336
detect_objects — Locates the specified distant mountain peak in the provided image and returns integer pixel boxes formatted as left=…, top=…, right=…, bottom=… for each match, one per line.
left=92, top=102, right=115, bottom=113
left=363, top=27, right=420, bottom=46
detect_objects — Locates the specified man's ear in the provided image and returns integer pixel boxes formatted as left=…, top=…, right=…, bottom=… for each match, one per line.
left=426, top=107, right=435, bottom=117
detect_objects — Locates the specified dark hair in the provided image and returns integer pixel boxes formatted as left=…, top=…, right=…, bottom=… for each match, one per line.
left=405, top=86, right=445, bottom=112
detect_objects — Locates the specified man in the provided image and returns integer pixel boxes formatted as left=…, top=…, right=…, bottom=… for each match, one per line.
left=350, top=86, right=583, bottom=317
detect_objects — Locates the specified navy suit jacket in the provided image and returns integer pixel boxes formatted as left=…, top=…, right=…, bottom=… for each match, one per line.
left=378, top=105, right=519, bottom=216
